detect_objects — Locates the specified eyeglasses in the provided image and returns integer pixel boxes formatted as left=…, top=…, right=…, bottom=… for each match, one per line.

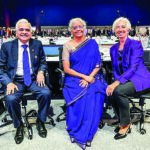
left=18, top=28, right=31, bottom=32
left=72, top=25, right=84, bottom=30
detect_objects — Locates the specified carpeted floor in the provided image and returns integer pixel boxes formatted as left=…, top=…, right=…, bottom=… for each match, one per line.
left=0, top=99, right=150, bottom=150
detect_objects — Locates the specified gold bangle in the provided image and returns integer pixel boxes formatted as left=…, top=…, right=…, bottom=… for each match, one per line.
left=39, top=71, right=44, bottom=74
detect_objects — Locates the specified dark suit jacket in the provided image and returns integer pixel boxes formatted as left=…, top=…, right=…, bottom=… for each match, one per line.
left=110, top=37, right=150, bottom=92
left=0, top=38, right=47, bottom=86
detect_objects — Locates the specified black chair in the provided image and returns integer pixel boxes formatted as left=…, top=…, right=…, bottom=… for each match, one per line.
left=0, top=92, right=34, bottom=130
left=55, top=46, right=66, bottom=122
left=143, top=50, right=150, bottom=71
left=0, top=90, right=5, bottom=116
left=129, top=50, right=150, bottom=134
left=0, top=71, right=55, bottom=139
left=129, top=92, right=150, bottom=134
left=21, top=71, right=55, bottom=139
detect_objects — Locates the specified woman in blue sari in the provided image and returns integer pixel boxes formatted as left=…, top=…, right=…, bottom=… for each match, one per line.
left=62, top=18, right=107, bottom=149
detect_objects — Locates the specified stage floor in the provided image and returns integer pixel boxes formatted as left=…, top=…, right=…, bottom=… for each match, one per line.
left=0, top=99, right=150, bottom=150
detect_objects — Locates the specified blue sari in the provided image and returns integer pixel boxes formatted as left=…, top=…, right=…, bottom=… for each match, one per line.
left=63, top=39, right=107, bottom=145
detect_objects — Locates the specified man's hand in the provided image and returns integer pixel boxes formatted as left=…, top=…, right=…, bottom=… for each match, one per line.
left=36, top=71, right=45, bottom=87
left=6, top=83, right=18, bottom=95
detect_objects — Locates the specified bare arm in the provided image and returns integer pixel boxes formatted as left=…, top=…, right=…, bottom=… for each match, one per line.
left=79, top=67, right=100, bottom=87
left=89, top=67, right=100, bottom=78
left=63, top=60, right=93, bottom=83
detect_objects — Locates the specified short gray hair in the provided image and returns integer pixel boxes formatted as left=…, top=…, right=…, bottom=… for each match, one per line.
left=112, top=17, right=131, bottom=32
left=16, top=19, right=32, bottom=31
left=68, top=18, right=87, bottom=31
left=139, top=27, right=147, bottom=36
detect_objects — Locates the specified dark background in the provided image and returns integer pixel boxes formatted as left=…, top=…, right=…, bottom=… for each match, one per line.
left=0, top=0, right=150, bottom=27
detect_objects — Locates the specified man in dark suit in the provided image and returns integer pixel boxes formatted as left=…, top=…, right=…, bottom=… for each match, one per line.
left=0, top=19, right=51, bottom=144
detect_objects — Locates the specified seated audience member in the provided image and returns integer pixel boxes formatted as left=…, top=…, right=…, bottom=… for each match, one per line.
left=138, top=27, right=148, bottom=48
left=106, top=17, right=150, bottom=140
left=0, top=19, right=51, bottom=144
left=62, top=18, right=107, bottom=149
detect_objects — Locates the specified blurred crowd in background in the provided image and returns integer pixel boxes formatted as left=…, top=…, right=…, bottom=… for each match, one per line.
left=0, top=26, right=149, bottom=39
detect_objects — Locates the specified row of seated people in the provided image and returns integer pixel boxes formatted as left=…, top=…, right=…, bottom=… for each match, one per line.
left=0, top=24, right=150, bottom=39
left=0, top=17, right=150, bottom=150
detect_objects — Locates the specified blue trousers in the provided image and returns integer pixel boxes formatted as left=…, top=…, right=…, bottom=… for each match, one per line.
left=5, top=80, right=51, bottom=128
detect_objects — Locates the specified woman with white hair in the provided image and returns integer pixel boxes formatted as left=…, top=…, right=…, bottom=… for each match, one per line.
left=62, top=18, right=107, bottom=149
left=106, top=17, right=150, bottom=140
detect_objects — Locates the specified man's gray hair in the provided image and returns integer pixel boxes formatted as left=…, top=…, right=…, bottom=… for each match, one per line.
left=16, top=19, right=32, bottom=31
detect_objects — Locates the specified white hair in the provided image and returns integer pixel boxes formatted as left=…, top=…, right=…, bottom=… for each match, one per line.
left=68, top=18, right=87, bottom=31
left=112, top=17, right=131, bottom=32
left=139, top=27, right=147, bottom=36
left=15, top=18, right=32, bottom=31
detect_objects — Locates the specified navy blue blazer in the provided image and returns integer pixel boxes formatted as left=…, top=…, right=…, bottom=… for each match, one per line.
left=110, top=37, right=150, bottom=92
left=0, top=38, right=47, bottom=86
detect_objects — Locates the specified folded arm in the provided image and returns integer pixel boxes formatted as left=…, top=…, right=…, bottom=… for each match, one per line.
left=63, top=60, right=95, bottom=83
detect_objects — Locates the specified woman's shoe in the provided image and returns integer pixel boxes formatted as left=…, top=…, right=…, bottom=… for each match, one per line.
left=114, top=126, right=120, bottom=133
left=86, top=141, right=91, bottom=147
left=114, top=125, right=131, bottom=140
left=70, top=137, right=75, bottom=143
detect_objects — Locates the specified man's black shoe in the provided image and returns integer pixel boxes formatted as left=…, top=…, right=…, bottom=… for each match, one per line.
left=36, top=118, right=47, bottom=138
left=14, top=123, right=24, bottom=144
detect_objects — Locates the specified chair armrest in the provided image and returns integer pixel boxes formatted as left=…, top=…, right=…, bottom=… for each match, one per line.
left=45, top=71, right=52, bottom=90
left=0, top=94, right=5, bottom=99
left=0, top=85, right=5, bottom=99
left=101, top=67, right=106, bottom=80
left=55, top=68, right=65, bottom=90
left=140, top=93, right=150, bottom=99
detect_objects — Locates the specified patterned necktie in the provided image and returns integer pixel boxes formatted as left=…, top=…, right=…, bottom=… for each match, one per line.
left=22, top=44, right=31, bottom=86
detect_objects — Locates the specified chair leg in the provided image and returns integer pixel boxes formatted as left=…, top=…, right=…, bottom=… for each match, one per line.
left=26, top=109, right=37, bottom=117
left=22, top=105, right=33, bottom=140
left=47, top=115, right=56, bottom=126
left=0, top=114, right=13, bottom=128
left=99, top=120, right=105, bottom=129
left=146, top=109, right=150, bottom=116
left=139, top=98, right=146, bottom=135
left=56, top=112, right=66, bottom=122
left=24, top=117, right=33, bottom=140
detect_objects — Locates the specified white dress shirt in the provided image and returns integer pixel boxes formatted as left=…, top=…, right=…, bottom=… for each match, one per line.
left=16, top=41, right=33, bottom=76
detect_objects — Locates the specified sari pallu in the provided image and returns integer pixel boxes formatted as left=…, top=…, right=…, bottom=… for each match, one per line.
left=63, top=39, right=107, bottom=145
